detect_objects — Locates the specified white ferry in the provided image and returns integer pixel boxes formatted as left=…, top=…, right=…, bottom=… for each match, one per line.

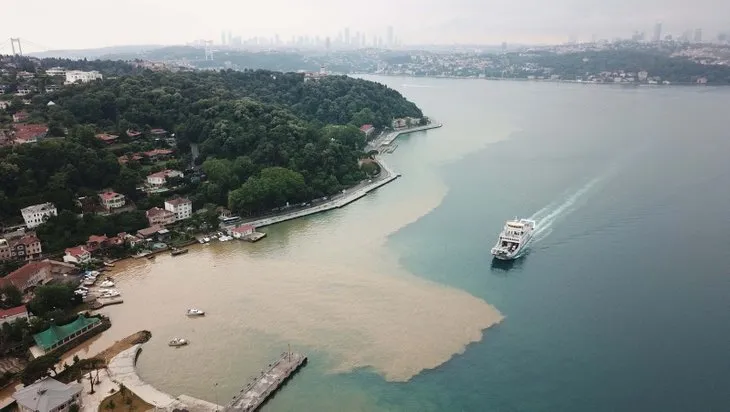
left=490, top=218, right=536, bottom=260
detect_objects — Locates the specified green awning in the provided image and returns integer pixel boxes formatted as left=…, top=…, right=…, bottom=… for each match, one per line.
left=33, top=315, right=101, bottom=351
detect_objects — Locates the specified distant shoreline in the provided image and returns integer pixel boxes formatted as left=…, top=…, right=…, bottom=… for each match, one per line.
left=362, top=73, right=714, bottom=87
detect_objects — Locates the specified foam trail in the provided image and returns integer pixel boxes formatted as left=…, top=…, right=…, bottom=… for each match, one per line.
left=530, top=176, right=603, bottom=243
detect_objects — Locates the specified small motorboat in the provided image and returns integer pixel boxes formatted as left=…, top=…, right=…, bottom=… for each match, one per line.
left=170, top=248, right=189, bottom=256
left=169, top=338, right=188, bottom=347
left=99, top=280, right=115, bottom=288
left=101, top=290, right=121, bottom=298
left=203, top=237, right=210, bottom=243
left=186, top=308, right=205, bottom=317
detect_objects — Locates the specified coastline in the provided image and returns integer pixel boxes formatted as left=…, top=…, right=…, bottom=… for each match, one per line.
left=367, top=73, right=711, bottom=87
left=236, top=122, right=443, bottom=229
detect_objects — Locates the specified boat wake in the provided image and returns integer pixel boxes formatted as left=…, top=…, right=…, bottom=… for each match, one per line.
left=529, top=176, right=604, bottom=244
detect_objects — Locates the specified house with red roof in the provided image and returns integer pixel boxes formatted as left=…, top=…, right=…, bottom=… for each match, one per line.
left=98, top=191, right=126, bottom=210
left=0, top=233, right=42, bottom=261
left=85, top=235, right=108, bottom=252
left=63, top=246, right=91, bottom=264
left=142, top=148, right=173, bottom=162
left=146, top=169, right=183, bottom=188
left=95, top=133, right=119, bottom=144
left=126, top=129, right=142, bottom=138
left=12, top=123, right=48, bottom=144
left=0, top=305, right=29, bottom=326
left=230, top=224, right=255, bottom=239
left=150, top=128, right=167, bottom=136
left=0, top=261, right=52, bottom=292
left=359, top=124, right=375, bottom=137
left=146, top=207, right=176, bottom=226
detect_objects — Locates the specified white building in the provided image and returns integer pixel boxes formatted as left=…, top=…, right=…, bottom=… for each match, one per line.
left=99, top=191, right=126, bottom=210
left=63, top=246, right=91, bottom=264
left=45, top=67, right=66, bottom=77
left=64, top=70, right=103, bottom=85
left=21, top=203, right=57, bottom=228
left=13, top=377, right=82, bottom=412
left=146, top=169, right=183, bottom=188
left=164, top=197, right=193, bottom=221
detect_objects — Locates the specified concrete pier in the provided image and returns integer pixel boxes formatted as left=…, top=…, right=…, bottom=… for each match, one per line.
left=224, top=352, right=307, bottom=412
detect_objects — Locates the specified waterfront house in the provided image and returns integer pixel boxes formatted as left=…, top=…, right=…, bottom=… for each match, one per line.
left=32, top=315, right=102, bottom=353
left=0, top=261, right=53, bottom=292
left=146, top=169, right=183, bottom=188
left=99, top=191, right=126, bottom=210
left=12, top=377, right=82, bottom=412
left=164, top=197, right=192, bottom=221
left=0, top=233, right=42, bottom=261
left=146, top=207, right=176, bottom=226
left=95, top=133, right=119, bottom=144
left=21, top=202, right=57, bottom=228
left=63, top=246, right=91, bottom=264
left=359, top=124, right=375, bottom=137
left=230, top=224, right=255, bottom=239
left=0, top=305, right=29, bottom=326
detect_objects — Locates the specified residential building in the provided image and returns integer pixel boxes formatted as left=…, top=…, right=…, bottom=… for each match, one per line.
left=12, top=377, right=83, bottom=412
left=0, top=233, right=42, bottom=261
left=98, top=191, right=126, bottom=210
left=15, top=86, right=33, bottom=96
left=392, top=118, right=407, bottom=129
left=12, top=111, right=28, bottom=122
left=150, top=128, right=168, bottom=136
left=32, top=315, right=102, bottom=352
left=142, top=148, right=173, bottom=161
left=17, top=71, right=34, bottom=80
left=85, top=235, right=108, bottom=252
left=21, top=202, right=57, bottom=228
left=146, top=207, right=176, bottom=226
left=12, top=123, right=48, bottom=144
left=0, top=101, right=9, bottom=110
left=146, top=169, right=183, bottom=187
left=230, top=224, right=255, bottom=239
left=126, top=129, right=142, bottom=138
left=45, top=85, right=60, bottom=93
left=0, top=305, right=29, bottom=326
left=136, top=225, right=164, bottom=240
left=359, top=124, right=375, bottom=137
left=0, top=261, right=52, bottom=292
left=164, top=197, right=192, bottom=221
left=64, top=70, right=102, bottom=84
left=63, top=246, right=91, bottom=264
left=45, top=67, right=66, bottom=77
left=95, top=133, right=118, bottom=144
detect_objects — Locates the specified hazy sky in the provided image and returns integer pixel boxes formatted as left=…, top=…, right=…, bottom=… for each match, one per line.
left=1, top=0, right=728, bottom=51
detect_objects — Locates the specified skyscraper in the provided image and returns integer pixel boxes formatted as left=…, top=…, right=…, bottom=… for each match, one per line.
left=694, top=28, right=702, bottom=42
left=221, top=30, right=227, bottom=45
left=653, top=22, right=662, bottom=42
left=387, top=26, right=394, bottom=47
left=344, top=28, right=351, bottom=46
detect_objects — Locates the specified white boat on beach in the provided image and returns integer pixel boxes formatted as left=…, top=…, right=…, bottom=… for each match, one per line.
left=490, top=218, right=536, bottom=260
left=99, top=280, right=115, bottom=288
left=169, top=338, right=188, bottom=347
left=186, top=308, right=205, bottom=316
left=101, top=289, right=121, bottom=298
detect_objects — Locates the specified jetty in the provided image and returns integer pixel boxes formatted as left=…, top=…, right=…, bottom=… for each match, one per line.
left=224, top=351, right=307, bottom=412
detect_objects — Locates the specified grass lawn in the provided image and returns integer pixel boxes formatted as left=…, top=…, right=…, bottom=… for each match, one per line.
left=98, top=386, right=153, bottom=412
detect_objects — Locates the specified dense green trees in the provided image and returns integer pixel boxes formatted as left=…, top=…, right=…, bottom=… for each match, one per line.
left=36, top=210, right=147, bottom=252
left=28, top=284, right=79, bottom=318
left=1, top=65, right=422, bottom=233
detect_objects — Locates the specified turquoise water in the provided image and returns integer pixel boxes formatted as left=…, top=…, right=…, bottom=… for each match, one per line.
left=129, top=78, right=730, bottom=412
left=281, top=79, right=730, bottom=411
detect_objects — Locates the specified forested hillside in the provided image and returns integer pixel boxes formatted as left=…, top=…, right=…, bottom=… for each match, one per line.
left=0, top=66, right=423, bottom=228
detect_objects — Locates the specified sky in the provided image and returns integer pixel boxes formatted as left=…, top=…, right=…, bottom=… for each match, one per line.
left=1, top=0, right=729, bottom=52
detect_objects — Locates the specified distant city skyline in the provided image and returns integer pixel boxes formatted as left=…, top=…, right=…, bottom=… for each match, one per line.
left=1, top=0, right=729, bottom=52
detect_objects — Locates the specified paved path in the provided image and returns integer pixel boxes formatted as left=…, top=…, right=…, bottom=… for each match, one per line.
left=236, top=124, right=442, bottom=230
left=107, top=344, right=222, bottom=412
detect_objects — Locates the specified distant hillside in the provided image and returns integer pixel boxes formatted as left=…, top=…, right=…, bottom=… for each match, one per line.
left=29, top=45, right=166, bottom=59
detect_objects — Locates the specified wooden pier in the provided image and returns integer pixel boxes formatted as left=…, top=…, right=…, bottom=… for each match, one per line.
left=224, top=351, right=307, bottom=412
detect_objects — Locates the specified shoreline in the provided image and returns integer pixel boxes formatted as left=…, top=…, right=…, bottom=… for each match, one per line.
left=237, top=122, right=443, bottom=229
left=108, top=344, right=221, bottom=412
left=365, top=73, right=714, bottom=87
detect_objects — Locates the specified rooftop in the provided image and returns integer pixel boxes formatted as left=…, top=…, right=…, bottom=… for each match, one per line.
left=13, top=123, right=48, bottom=142
left=21, top=202, right=55, bottom=215
left=12, top=378, right=82, bottom=412
left=143, top=148, right=173, bottom=157
left=147, top=169, right=181, bottom=179
left=0, top=261, right=49, bottom=290
left=99, top=191, right=123, bottom=201
left=64, top=245, right=89, bottom=257
left=33, top=315, right=101, bottom=351
left=146, top=207, right=173, bottom=218
left=137, top=225, right=163, bottom=238
left=165, top=197, right=191, bottom=207
left=0, top=305, right=27, bottom=320
left=95, top=133, right=119, bottom=142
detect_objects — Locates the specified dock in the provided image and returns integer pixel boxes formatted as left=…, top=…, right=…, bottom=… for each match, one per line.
left=243, top=232, right=267, bottom=242
left=224, top=352, right=307, bottom=412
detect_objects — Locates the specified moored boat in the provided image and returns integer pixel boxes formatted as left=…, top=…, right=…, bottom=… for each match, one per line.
left=171, top=248, right=189, bottom=256
left=490, top=218, right=536, bottom=260
left=169, top=338, right=188, bottom=347
left=186, top=308, right=205, bottom=317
